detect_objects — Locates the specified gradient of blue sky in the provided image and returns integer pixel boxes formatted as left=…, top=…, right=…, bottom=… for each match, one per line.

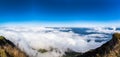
left=0, top=0, right=120, bottom=26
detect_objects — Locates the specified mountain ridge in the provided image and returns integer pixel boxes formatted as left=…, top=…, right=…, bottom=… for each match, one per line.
left=64, top=33, right=120, bottom=57
left=0, top=33, right=120, bottom=57
left=0, top=36, right=28, bottom=57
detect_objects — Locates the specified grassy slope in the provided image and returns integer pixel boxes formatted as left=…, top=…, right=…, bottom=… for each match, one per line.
left=0, top=36, right=28, bottom=57
left=0, top=33, right=120, bottom=57
left=64, top=33, right=120, bottom=57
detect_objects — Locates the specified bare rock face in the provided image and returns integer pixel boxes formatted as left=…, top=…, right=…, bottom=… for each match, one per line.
left=64, top=33, right=120, bottom=57
left=0, top=36, right=28, bottom=57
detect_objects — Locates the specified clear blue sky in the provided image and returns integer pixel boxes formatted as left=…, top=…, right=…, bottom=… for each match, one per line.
left=0, top=0, right=120, bottom=26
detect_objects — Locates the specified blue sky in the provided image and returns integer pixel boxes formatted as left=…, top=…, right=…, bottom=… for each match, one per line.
left=0, top=0, right=120, bottom=26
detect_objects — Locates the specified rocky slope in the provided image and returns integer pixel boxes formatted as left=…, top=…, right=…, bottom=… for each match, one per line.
left=0, top=36, right=28, bottom=57
left=0, top=33, right=120, bottom=57
left=64, top=33, right=120, bottom=57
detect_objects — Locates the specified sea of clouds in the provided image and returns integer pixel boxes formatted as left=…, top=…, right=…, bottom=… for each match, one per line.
left=0, top=26, right=119, bottom=57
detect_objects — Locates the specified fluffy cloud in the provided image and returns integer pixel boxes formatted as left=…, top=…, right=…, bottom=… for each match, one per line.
left=0, top=26, right=119, bottom=57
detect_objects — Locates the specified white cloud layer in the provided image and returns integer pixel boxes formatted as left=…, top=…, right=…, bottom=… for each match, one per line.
left=0, top=26, right=119, bottom=57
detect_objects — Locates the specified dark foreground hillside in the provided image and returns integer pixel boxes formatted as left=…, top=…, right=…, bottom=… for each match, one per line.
left=0, top=36, right=28, bottom=57
left=0, top=33, right=120, bottom=57
left=64, top=33, right=120, bottom=57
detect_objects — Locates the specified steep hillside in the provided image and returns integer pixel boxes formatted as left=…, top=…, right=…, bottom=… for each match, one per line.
left=0, top=33, right=120, bottom=57
left=64, top=33, right=120, bottom=57
left=0, top=36, right=28, bottom=57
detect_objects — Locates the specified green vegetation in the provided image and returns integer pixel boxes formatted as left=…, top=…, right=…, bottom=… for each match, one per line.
left=64, top=33, right=120, bottom=57
left=38, top=49, right=48, bottom=53
left=0, top=36, right=5, bottom=40
left=0, top=36, right=28, bottom=57
left=63, top=52, right=81, bottom=57
left=0, top=33, right=120, bottom=57
left=113, top=33, right=120, bottom=40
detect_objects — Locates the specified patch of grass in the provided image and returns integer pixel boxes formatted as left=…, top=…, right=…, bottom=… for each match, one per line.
left=113, top=33, right=120, bottom=39
left=0, top=49, right=7, bottom=57
left=38, top=49, right=48, bottom=53
left=0, top=36, right=5, bottom=40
